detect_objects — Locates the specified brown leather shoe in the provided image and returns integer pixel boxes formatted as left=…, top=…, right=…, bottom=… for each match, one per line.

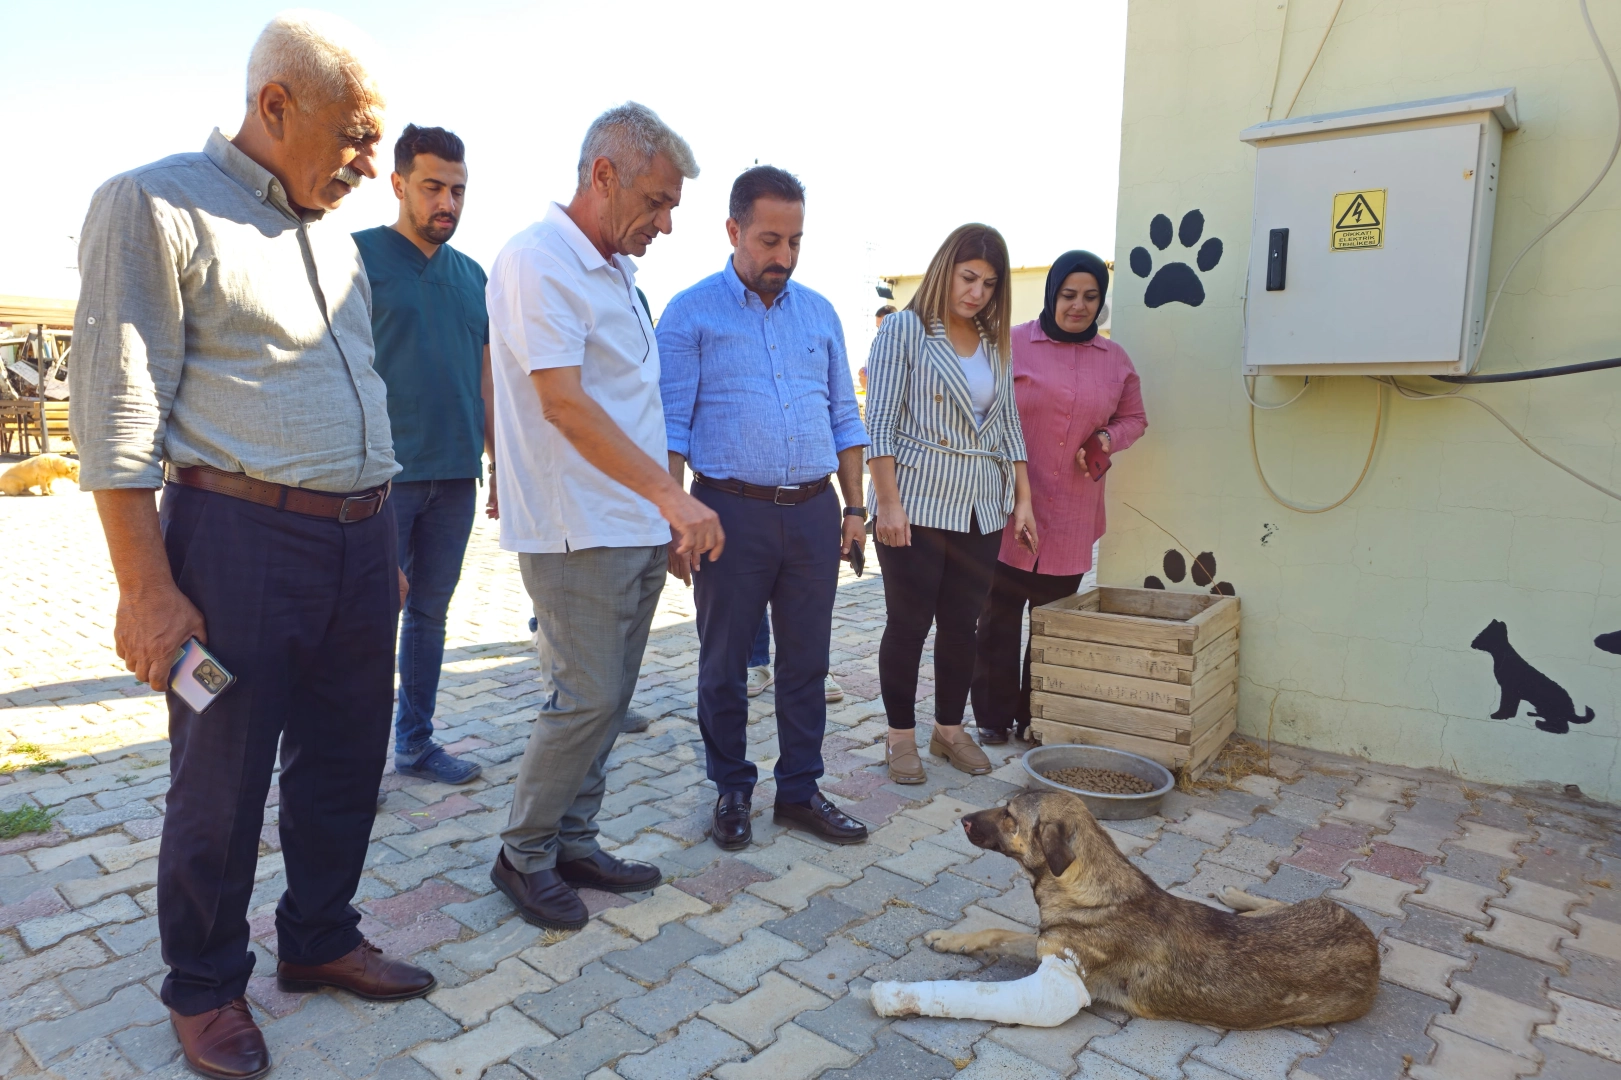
left=490, top=848, right=588, bottom=930
left=276, top=939, right=435, bottom=1001
left=886, top=737, right=925, bottom=784
left=929, top=725, right=992, bottom=775
left=170, top=998, right=270, bottom=1080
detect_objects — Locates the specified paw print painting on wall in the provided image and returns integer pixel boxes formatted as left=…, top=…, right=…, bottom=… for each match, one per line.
left=1130, top=211, right=1223, bottom=308
left=1143, top=549, right=1234, bottom=596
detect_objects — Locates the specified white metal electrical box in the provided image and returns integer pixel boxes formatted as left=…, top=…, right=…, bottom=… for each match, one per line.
left=1239, top=89, right=1518, bottom=376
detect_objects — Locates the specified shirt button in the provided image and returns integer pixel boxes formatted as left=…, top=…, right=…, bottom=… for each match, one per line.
left=771, top=345, right=776, bottom=349
left=255, top=189, right=264, bottom=198
left=934, top=394, right=943, bottom=402
left=86, top=316, right=96, bottom=325
left=777, top=374, right=783, bottom=379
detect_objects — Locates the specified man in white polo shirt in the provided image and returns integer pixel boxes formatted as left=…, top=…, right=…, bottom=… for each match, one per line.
left=487, top=103, right=723, bottom=929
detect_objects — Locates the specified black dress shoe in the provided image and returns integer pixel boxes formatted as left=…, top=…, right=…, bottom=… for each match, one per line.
left=978, top=728, right=1010, bottom=746
left=556, top=849, right=662, bottom=894
left=774, top=792, right=869, bottom=845
left=712, top=791, right=752, bottom=850
left=490, top=849, right=588, bottom=930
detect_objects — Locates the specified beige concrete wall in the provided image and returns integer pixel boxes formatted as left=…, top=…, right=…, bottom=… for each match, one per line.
left=1106, top=0, right=1621, bottom=799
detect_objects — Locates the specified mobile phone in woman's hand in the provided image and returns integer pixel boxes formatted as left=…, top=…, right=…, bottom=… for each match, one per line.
left=1080, top=432, right=1112, bottom=481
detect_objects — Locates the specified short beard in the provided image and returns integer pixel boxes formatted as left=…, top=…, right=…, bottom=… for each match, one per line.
left=745, top=263, right=793, bottom=295
left=412, top=210, right=458, bottom=245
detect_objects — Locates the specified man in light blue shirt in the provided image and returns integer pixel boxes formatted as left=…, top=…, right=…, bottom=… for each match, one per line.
left=658, top=166, right=869, bottom=851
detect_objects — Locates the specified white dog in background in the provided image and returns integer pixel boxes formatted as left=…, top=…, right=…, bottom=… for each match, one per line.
left=0, top=454, right=79, bottom=496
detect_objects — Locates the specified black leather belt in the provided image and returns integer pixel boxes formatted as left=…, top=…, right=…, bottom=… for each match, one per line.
left=694, top=473, right=831, bottom=505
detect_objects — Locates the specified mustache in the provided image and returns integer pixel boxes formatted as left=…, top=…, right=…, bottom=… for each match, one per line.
left=761, top=265, right=792, bottom=276
left=335, top=165, right=364, bottom=188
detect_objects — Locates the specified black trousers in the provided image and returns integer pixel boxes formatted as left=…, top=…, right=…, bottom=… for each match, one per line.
left=156, top=483, right=398, bottom=1015
left=691, top=484, right=839, bottom=804
left=874, top=518, right=1001, bottom=729
left=971, top=560, right=1084, bottom=734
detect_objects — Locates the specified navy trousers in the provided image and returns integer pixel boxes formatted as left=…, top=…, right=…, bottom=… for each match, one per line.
left=391, top=478, right=476, bottom=753
left=156, top=483, right=398, bottom=1015
left=692, top=483, right=839, bottom=804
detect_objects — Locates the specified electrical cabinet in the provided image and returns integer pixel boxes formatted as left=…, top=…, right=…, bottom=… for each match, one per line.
left=1239, top=89, right=1518, bottom=376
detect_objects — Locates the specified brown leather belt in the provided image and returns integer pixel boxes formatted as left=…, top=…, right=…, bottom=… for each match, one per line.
left=165, top=463, right=391, bottom=522
left=694, top=473, right=831, bottom=505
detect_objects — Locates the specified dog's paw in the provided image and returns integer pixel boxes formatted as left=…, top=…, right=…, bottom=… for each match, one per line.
left=924, top=930, right=972, bottom=955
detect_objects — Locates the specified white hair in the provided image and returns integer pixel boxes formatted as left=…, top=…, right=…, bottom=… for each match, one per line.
left=245, top=9, right=384, bottom=112
left=576, top=102, right=699, bottom=191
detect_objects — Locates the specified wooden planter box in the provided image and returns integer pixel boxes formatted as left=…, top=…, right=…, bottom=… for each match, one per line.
left=1028, top=587, right=1239, bottom=779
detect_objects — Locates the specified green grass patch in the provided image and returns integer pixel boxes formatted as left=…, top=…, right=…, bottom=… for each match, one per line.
left=0, top=804, right=59, bottom=841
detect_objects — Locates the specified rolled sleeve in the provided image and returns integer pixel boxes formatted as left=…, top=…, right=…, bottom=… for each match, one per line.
left=863, top=314, right=908, bottom=459
left=490, top=247, right=588, bottom=372
left=654, top=298, right=699, bottom=459
left=67, top=177, right=186, bottom=490
left=824, top=314, right=867, bottom=452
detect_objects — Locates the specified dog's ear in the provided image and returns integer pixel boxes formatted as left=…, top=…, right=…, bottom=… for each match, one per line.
left=1038, top=819, right=1074, bottom=878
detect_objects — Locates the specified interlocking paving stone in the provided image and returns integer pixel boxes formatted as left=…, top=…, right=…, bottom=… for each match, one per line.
left=1247, top=864, right=1341, bottom=904
left=1533, top=1036, right=1621, bottom=1080
left=1408, top=871, right=1501, bottom=924
left=690, top=928, right=808, bottom=992
left=891, top=1015, right=993, bottom=1061
left=986, top=1008, right=1118, bottom=1073
left=1458, top=943, right=1560, bottom=1008
left=845, top=904, right=948, bottom=958
left=700, top=971, right=830, bottom=1049
left=1203, top=835, right=1290, bottom=878
left=428, top=957, right=551, bottom=1026
left=1406, top=1027, right=1538, bottom=1080
left=614, top=1017, right=748, bottom=1080
left=1433, top=981, right=1552, bottom=1059
left=59, top=941, right=165, bottom=1007
left=712, top=1020, right=858, bottom=1080
left=864, top=944, right=978, bottom=984
left=516, top=960, right=645, bottom=1035
left=745, top=862, right=853, bottom=911
left=779, top=937, right=887, bottom=999
left=602, top=921, right=721, bottom=984
left=599, top=884, right=709, bottom=940
left=18, top=893, right=143, bottom=950
left=17, top=984, right=167, bottom=1064
left=260, top=991, right=367, bottom=1051
left=826, top=867, right=927, bottom=916
left=1454, top=822, right=1530, bottom=861
left=1379, top=938, right=1468, bottom=1001
left=1564, top=912, right=1621, bottom=962
left=47, top=1035, right=139, bottom=1080
left=671, top=857, right=774, bottom=905
left=1387, top=906, right=1477, bottom=958
left=819, top=1029, right=957, bottom=1080
left=1552, top=947, right=1621, bottom=1010
left=1189, top=1026, right=1319, bottom=1080
left=1088, top=1017, right=1221, bottom=1079
left=110, top=1020, right=181, bottom=1072
left=687, top=894, right=787, bottom=946
left=761, top=896, right=868, bottom=951
left=980, top=879, right=1040, bottom=926
left=313, top=999, right=460, bottom=1079
left=1432, top=844, right=1517, bottom=888
left=411, top=1005, right=550, bottom=1080
left=1475, top=908, right=1568, bottom=968
left=1536, top=991, right=1621, bottom=1065
left=519, top=921, right=636, bottom=982
left=1287, top=983, right=1443, bottom=1080
left=909, top=873, right=998, bottom=919
left=610, top=967, right=734, bottom=1036
left=1326, top=867, right=1414, bottom=917
left=949, top=851, right=1022, bottom=891
left=508, top=1011, right=654, bottom=1080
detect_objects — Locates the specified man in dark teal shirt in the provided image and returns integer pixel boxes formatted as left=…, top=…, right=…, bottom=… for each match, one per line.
left=354, top=124, right=492, bottom=785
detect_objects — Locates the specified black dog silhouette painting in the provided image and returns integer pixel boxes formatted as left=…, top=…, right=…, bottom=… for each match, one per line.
left=1471, top=620, right=1595, bottom=734
left=1596, top=630, right=1621, bottom=655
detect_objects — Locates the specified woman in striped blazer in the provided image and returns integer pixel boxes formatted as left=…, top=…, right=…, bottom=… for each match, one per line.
left=866, top=224, right=1039, bottom=784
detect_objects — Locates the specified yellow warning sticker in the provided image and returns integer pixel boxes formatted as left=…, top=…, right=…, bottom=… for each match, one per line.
left=1331, top=189, right=1385, bottom=250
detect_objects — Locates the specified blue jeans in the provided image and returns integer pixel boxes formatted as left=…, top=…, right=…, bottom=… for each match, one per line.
left=391, top=478, right=477, bottom=753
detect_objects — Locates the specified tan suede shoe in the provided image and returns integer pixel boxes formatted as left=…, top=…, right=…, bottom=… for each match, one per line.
left=929, top=726, right=992, bottom=775
left=887, top=737, right=926, bottom=784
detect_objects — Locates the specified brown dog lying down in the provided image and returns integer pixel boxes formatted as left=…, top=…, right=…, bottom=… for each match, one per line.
left=889, top=791, right=1380, bottom=1029
left=0, top=453, right=79, bottom=496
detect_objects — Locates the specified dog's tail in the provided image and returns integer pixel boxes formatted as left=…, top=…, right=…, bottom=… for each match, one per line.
left=1576, top=707, right=1595, bottom=725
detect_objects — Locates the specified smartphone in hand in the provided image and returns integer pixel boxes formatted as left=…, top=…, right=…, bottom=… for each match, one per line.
left=848, top=540, right=865, bottom=577
left=170, top=638, right=235, bottom=714
left=1081, top=432, right=1112, bottom=481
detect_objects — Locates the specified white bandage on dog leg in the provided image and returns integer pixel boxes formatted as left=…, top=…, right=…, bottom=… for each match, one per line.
left=869, top=951, right=1091, bottom=1027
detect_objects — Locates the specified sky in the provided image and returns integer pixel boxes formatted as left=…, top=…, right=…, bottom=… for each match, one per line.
left=0, top=0, right=1127, bottom=365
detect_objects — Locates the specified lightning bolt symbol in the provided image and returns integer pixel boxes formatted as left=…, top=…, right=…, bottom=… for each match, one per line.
left=1353, top=205, right=1363, bottom=223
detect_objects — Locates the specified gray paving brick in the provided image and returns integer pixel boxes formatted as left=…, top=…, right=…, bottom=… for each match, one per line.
left=614, top=1018, right=747, bottom=1080
left=610, top=967, right=734, bottom=1035
left=57, top=804, right=161, bottom=839
left=795, top=978, right=888, bottom=1052
left=373, top=1055, right=439, bottom=1080
left=436, top=916, right=540, bottom=975
left=516, top=962, right=645, bottom=1036
left=60, top=942, right=166, bottom=1007
left=45, top=1035, right=138, bottom=1080
left=19, top=893, right=144, bottom=949
left=1387, top=907, right=1476, bottom=959
left=1433, top=844, right=1517, bottom=887
left=949, top=776, right=1023, bottom=808
left=1270, top=793, right=1338, bottom=826
left=1531, top=1037, right=1621, bottom=1080
left=110, top=1021, right=181, bottom=1072
left=18, top=984, right=167, bottom=1064
left=864, top=944, right=978, bottom=985
left=893, top=1016, right=993, bottom=1060
left=1249, top=865, right=1341, bottom=904
left=780, top=937, right=887, bottom=999
left=1550, top=948, right=1621, bottom=1010
left=1138, top=832, right=1211, bottom=877
left=981, top=879, right=1040, bottom=926
left=599, top=804, right=671, bottom=844
left=820, top=1029, right=956, bottom=1079
left=949, top=851, right=1022, bottom=891
left=260, top=992, right=365, bottom=1051
left=1235, top=812, right=1303, bottom=848
left=1290, top=983, right=1443, bottom=1080
left=846, top=905, right=949, bottom=958
left=312, top=999, right=460, bottom=1079
left=603, top=922, right=720, bottom=984
left=1106, top=815, right=1165, bottom=839
left=761, top=896, right=868, bottom=950
left=1286, top=773, right=1351, bottom=804
left=1450, top=944, right=1558, bottom=1008
left=96, top=916, right=160, bottom=958
left=826, top=868, right=926, bottom=916
left=690, top=928, right=808, bottom=992
left=258, top=1048, right=345, bottom=1080
left=509, top=1011, right=654, bottom=1080
left=440, top=892, right=512, bottom=933
left=0, top=857, right=99, bottom=906
left=909, top=874, right=997, bottom=919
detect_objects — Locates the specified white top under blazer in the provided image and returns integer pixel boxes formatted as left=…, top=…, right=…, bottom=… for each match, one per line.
left=864, top=309, right=1028, bottom=533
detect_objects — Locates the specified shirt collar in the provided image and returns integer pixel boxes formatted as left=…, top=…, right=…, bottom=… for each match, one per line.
left=545, top=201, right=637, bottom=280
left=204, top=128, right=320, bottom=222
left=1029, top=319, right=1105, bottom=349
left=723, top=256, right=793, bottom=309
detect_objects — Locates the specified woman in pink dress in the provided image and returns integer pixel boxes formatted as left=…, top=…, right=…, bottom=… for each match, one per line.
left=970, top=250, right=1148, bottom=743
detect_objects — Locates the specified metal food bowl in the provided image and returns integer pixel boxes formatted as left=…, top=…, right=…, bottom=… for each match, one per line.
left=1021, top=744, right=1174, bottom=820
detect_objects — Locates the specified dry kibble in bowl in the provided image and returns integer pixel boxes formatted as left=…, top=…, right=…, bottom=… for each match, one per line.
left=1041, top=765, right=1156, bottom=795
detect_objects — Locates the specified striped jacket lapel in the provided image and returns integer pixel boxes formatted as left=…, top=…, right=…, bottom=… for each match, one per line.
left=921, top=323, right=980, bottom=430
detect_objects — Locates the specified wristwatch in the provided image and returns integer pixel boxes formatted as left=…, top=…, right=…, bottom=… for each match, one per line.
left=843, top=505, right=867, bottom=520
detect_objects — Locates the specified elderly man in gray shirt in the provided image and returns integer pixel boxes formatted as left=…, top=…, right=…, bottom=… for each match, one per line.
left=69, top=14, right=434, bottom=1079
